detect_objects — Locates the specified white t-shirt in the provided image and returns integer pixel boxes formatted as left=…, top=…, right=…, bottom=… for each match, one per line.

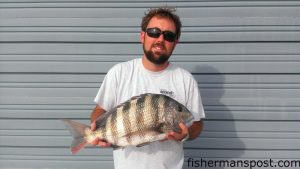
left=94, top=58, right=205, bottom=169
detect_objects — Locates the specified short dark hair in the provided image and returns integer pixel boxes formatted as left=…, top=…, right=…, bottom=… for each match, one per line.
left=141, top=7, right=182, bottom=40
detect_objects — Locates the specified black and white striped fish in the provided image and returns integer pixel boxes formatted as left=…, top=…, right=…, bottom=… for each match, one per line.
left=62, top=93, right=194, bottom=154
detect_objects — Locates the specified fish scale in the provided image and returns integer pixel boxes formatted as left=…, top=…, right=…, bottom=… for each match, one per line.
left=121, top=103, right=132, bottom=144
left=62, top=93, right=194, bottom=154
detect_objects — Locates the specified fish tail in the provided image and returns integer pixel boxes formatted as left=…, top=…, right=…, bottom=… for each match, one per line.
left=62, top=119, right=90, bottom=154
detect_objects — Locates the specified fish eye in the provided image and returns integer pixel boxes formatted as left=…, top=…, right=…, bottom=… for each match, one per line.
left=178, top=106, right=183, bottom=112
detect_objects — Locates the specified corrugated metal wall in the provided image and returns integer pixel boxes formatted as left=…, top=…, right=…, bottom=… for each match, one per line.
left=1, top=1, right=299, bottom=169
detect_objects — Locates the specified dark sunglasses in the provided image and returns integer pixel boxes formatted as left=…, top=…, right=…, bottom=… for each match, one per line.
left=145, top=27, right=177, bottom=42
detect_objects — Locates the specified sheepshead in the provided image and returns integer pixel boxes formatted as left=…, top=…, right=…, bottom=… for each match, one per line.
left=62, top=93, right=194, bottom=154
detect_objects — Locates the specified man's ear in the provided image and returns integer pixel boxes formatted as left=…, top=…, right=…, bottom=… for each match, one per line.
left=140, top=31, right=145, bottom=44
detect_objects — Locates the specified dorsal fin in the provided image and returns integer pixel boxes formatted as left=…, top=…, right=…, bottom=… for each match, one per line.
left=114, top=93, right=152, bottom=109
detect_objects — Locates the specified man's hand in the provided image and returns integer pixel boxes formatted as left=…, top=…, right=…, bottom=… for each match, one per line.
left=163, top=122, right=189, bottom=142
left=90, top=122, right=111, bottom=147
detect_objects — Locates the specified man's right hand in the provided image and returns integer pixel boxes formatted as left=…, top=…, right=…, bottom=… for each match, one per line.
left=90, top=122, right=112, bottom=148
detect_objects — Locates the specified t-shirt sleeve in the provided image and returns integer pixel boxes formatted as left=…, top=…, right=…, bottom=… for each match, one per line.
left=186, top=76, right=205, bottom=121
left=94, top=65, right=119, bottom=111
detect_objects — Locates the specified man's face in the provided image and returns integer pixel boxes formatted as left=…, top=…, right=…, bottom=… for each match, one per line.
left=140, top=16, right=178, bottom=65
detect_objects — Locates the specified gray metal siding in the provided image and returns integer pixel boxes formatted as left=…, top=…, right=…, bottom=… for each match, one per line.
left=1, top=1, right=300, bottom=169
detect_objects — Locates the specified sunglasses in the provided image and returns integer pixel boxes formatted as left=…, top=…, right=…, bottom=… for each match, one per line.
left=145, top=27, right=177, bottom=42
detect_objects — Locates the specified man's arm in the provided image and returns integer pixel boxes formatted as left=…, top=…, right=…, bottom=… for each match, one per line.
left=188, top=120, right=204, bottom=141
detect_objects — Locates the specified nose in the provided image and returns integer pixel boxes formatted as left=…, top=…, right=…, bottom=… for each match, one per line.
left=156, top=33, right=165, bottom=42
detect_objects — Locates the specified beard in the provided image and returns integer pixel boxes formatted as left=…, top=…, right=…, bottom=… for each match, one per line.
left=143, top=43, right=171, bottom=65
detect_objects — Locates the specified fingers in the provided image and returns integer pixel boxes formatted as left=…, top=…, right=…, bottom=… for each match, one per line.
left=91, top=138, right=100, bottom=145
left=98, top=141, right=112, bottom=147
left=90, top=123, right=111, bottom=147
left=166, top=131, right=181, bottom=140
left=179, top=122, right=188, bottom=135
left=91, top=138, right=111, bottom=148
left=165, top=123, right=189, bottom=141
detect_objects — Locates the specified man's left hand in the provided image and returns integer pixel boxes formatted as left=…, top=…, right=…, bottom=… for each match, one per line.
left=163, top=122, right=189, bottom=142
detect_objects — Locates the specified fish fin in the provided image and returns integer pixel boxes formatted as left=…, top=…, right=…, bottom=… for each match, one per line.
left=71, top=137, right=87, bottom=154
left=152, top=133, right=167, bottom=142
left=115, top=93, right=149, bottom=109
left=61, top=119, right=89, bottom=154
left=158, top=122, right=173, bottom=133
left=135, top=133, right=166, bottom=147
left=124, top=131, right=166, bottom=147
left=111, top=145, right=123, bottom=150
left=129, top=94, right=144, bottom=100
left=136, top=142, right=150, bottom=147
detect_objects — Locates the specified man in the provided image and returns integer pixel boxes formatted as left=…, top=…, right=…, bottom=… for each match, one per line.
left=90, top=7, right=205, bottom=169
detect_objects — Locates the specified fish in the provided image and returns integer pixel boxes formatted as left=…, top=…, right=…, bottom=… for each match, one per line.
left=62, top=93, right=194, bottom=154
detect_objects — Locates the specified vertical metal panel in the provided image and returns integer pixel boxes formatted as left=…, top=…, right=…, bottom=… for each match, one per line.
left=0, top=1, right=300, bottom=169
